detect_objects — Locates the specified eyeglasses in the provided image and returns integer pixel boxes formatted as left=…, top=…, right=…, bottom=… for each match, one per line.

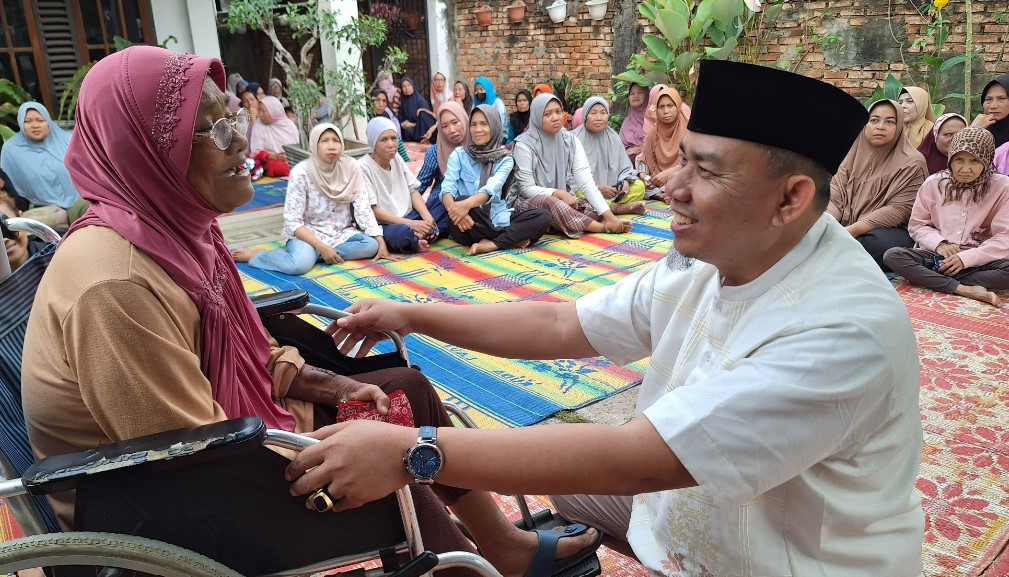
left=194, top=108, right=249, bottom=150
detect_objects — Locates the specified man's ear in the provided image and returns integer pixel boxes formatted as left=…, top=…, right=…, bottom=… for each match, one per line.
left=771, top=174, right=817, bottom=227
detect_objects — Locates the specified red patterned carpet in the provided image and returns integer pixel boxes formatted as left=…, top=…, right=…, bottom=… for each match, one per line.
left=3, top=281, right=1009, bottom=576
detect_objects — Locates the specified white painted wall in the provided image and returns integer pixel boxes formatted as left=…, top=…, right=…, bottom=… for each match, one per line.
left=427, top=0, right=454, bottom=83
left=318, top=0, right=369, bottom=142
left=149, top=0, right=221, bottom=59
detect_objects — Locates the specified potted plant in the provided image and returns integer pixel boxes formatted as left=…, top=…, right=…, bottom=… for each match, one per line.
left=585, top=0, right=607, bottom=20
left=507, top=0, right=526, bottom=23
left=546, top=0, right=567, bottom=23
left=474, top=4, right=493, bottom=26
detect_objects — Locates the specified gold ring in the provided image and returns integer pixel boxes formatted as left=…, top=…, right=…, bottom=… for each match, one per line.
left=310, top=487, right=335, bottom=512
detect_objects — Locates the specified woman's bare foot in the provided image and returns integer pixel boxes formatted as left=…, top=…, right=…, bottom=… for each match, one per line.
left=416, top=239, right=430, bottom=253
left=480, top=525, right=601, bottom=577
left=610, top=201, right=646, bottom=215
left=514, top=240, right=531, bottom=249
left=468, top=239, right=499, bottom=255
left=231, top=248, right=263, bottom=263
left=955, top=283, right=1002, bottom=307
left=600, top=214, right=633, bottom=234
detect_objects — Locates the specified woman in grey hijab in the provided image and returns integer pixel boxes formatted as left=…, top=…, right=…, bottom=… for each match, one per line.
left=511, top=94, right=632, bottom=237
left=573, top=96, right=647, bottom=214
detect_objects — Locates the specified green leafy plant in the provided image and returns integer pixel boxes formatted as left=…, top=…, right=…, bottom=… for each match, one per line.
left=226, top=0, right=407, bottom=144
left=865, top=72, right=904, bottom=107
left=550, top=74, right=592, bottom=115
left=907, top=0, right=977, bottom=117
left=0, top=79, right=30, bottom=141
left=613, top=0, right=783, bottom=104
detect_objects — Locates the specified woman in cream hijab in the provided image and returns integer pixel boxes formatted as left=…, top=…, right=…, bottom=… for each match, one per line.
left=898, top=86, right=936, bottom=147
left=234, top=123, right=393, bottom=274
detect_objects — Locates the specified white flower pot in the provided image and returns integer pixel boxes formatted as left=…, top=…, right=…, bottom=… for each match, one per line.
left=585, top=0, right=607, bottom=20
left=546, top=0, right=567, bottom=23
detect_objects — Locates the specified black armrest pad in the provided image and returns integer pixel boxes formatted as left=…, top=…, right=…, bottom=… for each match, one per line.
left=24, top=417, right=266, bottom=495
left=250, top=289, right=310, bottom=316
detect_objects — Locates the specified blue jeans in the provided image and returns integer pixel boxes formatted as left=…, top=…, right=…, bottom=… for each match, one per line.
left=382, top=193, right=450, bottom=253
left=248, top=234, right=378, bottom=275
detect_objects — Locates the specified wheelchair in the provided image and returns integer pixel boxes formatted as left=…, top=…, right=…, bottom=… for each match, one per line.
left=0, top=213, right=502, bottom=577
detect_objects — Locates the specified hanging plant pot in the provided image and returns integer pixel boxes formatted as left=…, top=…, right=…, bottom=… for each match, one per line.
left=507, top=0, right=526, bottom=23
left=546, top=0, right=567, bottom=23
left=585, top=0, right=608, bottom=20
left=474, top=4, right=493, bottom=26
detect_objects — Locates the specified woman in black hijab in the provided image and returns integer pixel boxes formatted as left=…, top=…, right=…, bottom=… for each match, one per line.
left=507, top=89, right=532, bottom=144
left=971, top=73, right=1009, bottom=147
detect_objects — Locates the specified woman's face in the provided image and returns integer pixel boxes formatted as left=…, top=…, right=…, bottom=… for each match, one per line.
left=373, top=93, right=388, bottom=115
left=316, top=129, right=343, bottom=163
left=935, top=118, right=966, bottom=156
left=897, top=91, right=918, bottom=123
left=439, top=111, right=465, bottom=146
left=656, top=94, right=677, bottom=124
left=433, top=74, right=446, bottom=91
left=516, top=93, right=530, bottom=113
left=270, top=82, right=282, bottom=97
left=22, top=109, right=49, bottom=141
left=1, top=202, right=28, bottom=270
left=469, top=110, right=491, bottom=146
left=628, top=84, right=647, bottom=109
left=256, top=86, right=266, bottom=100
left=864, top=103, right=899, bottom=147
left=258, top=101, right=273, bottom=124
left=241, top=91, right=258, bottom=111
left=542, top=100, right=564, bottom=135
left=187, top=78, right=253, bottom=214
left=402, top=81, right=414, bottom=96
left=373, top=130, right=399, bottom=163
left=949, top=151, right=985, bottom=184
left=474, top=83, right=486, bottom=97
left=454, top=82, right=466, bottom=100
left=984, top=84, right=1009, bottom=121
left=586, top=103, right=608, bottom=133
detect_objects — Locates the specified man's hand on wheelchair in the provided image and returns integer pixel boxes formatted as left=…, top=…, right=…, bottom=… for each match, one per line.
left=285, top=420, right=416, bottom=512
left=325, top=299, right=414, bottom=357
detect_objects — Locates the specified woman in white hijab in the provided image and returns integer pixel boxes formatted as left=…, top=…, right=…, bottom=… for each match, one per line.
left=511, top=93, right=632, bottom=237
left=233, top=123, right=393, bottom=274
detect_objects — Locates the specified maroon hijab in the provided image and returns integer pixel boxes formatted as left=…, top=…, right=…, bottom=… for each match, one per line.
left=64, top=46, right=295, bottom=430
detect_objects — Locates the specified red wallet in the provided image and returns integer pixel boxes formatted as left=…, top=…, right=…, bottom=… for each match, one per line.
left=336, top=389, right=415, bottom=427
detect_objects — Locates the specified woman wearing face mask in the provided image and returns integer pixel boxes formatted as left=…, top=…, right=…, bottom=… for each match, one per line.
left=472, top=77, right=508, bottom=130
left=917, top=113, right=967, bottom=176
left=828, top=99, right=929, bottom=270
left=884, top=127, right=1009, bottom=307
left=511, top=93, right=632, bottom=237
left=441, top=104, right=551, bottom=255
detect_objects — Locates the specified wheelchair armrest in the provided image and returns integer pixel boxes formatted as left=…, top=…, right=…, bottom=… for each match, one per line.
left=23, top=417, right=266, bottom=496
left=251, top=289, right=311, bottom=316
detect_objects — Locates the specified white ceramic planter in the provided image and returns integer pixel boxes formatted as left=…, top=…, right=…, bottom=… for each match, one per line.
left=585, top=0, right=607, bottom=20
left=546, top=0, right=567, bottom=23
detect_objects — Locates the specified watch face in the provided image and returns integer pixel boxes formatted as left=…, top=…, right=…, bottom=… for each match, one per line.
left=408, top=445, right=442, bottom=478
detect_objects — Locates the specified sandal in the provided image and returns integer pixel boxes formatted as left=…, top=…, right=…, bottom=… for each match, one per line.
left=523, top=523, right=604, bottom=577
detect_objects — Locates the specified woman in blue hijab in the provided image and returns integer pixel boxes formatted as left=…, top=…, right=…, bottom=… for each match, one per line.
left=398, top=76, right=437, bottom=142
left=473, top=77, right=508, bottom=131
left=0, top=102, right=87, bottom=228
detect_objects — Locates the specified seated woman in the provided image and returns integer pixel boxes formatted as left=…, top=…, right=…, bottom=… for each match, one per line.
left=829, top=99, right=928, bottom=270
left=398, top=76, right=437, bottom=143
left=360, top=117, right=449, bottom=253
left=268, top=77, right=290, bottom=107
left=618, top=82, right=648, bottom=162
left=884, top=128, right=1009, bottom=307
left=639, top=86, right=688, bottom=192
left=1, top=190, right=49, bottom=271
left=245, top=81, right=266, bottom=101
left=417, top=101, right=469, bottom=200
left=369, top=88, right=410, bottom=163
left=0, top=102, right=89, bottom=232
left=512, top=93, right=632, bottom=237
left=233, top=123, right=393, bottom=275
left=897, top=86, right=935, bottom=147
left=473, top=77, right=508, bottom=130
left=21, top=46, right=598, bottom=576
left=971, top=73, right=1009, bottom=148
left=249, top=95, right=300, bottom=177
left=918, top=113, right=966, bottom=175
left=442, top=104, right=551, bottom=255
left=507, top=89, right=532, bottom=145
left=452, top=80, right=472, bottom=112
left=572, top=96, right=646, bottom=214
left=429, top=71, right=452, bottom=113
left=377, top=70, right=401, bottom=117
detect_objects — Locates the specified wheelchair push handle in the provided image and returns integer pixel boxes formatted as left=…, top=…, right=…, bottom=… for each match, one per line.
left=0, top=214, right=61, bottom=243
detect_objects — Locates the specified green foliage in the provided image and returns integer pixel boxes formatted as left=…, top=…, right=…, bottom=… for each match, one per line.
left=0, top=79, right=31, bottom=138
left=865, top=73, right=904, bottom=107
left=614, top=0, right=782, bottom=105
left=905, top=1, right=977, bottom=117
left=57, top=62, right=94, bottom=122
left=550, top=74, right=592, bottom=115
left=608, top=112, right=625, bottom=132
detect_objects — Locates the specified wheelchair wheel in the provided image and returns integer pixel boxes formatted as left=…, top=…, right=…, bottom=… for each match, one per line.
left=0, top=532, right=244, bottom=577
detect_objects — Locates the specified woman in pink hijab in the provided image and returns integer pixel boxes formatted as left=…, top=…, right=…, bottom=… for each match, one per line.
left=20, top=45, right=599, bottom=576
left=249, top=95, right=300, bottom=177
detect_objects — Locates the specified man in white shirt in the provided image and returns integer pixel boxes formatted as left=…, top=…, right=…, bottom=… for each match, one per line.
left=285, top=60, right=926, bottom=576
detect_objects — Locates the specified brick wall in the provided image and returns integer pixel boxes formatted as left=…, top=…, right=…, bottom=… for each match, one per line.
left=450, top=0, right=1009, bottom=111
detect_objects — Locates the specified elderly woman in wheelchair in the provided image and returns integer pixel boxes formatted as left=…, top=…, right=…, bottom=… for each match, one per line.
left=6, top=46, right=601, bottom=577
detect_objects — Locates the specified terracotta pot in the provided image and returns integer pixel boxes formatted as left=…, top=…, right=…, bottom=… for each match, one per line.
left=507, top=0, right=526, bottom=22
left=474, top=4, right=492, bottom=26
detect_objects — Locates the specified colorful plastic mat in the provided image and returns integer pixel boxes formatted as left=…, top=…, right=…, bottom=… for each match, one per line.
left=234, top=176, right=288, bottom=213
